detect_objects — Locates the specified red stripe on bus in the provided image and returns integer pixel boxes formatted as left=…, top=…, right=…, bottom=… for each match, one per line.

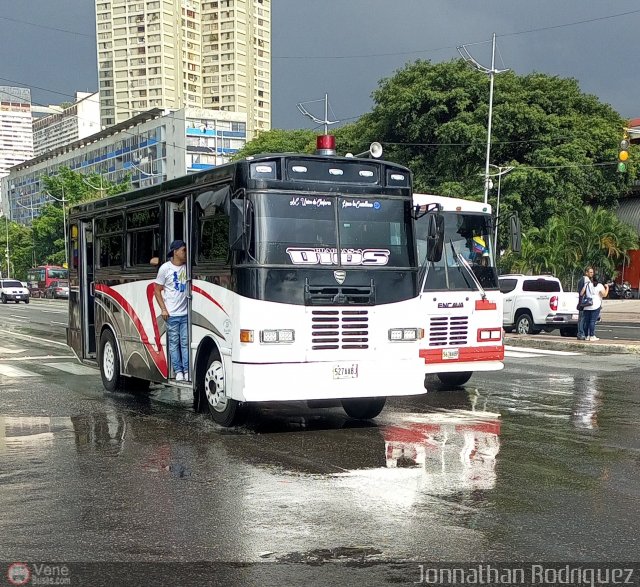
left=95, top=283, right=168, bottom=378
left=192, top=284, right=228, bottom=316
left=419, top=345, right=504, bottom=364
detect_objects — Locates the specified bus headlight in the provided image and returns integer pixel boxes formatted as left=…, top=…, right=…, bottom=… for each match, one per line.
left=389, top=328, right=424, bottom=341
left=260, top=329, right=295, bottom=344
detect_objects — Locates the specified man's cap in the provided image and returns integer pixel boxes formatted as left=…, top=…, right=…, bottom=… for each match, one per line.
left=168, top=239, right=186, bottom=258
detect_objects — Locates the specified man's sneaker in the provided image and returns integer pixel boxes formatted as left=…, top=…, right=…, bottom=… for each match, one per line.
left=590, top=336, right=600, bottom=341
left=183, top=371, right=190, bottom=382
left=175, top=372, right=185, bottom=382
left=577, top=336, right=586, bottom=340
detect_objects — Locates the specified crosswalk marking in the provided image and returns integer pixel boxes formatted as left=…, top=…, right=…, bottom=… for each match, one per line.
left=43, top=362, right=98, bottom=376
left=505, top=350, right=544, bottom=358
left=0, top=364, right=39, bottom=377
left=0, top=346, right=26, bottom=355
left=504, top=345, right=581, bottom=356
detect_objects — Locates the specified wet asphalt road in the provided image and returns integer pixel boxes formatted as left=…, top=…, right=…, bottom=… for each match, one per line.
left=0, top=300, right=639, bottom=585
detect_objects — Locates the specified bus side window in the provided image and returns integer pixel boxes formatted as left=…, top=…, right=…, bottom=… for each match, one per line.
left=95, top=214, right=124, bottom=268
left=199, top=211, right=230, bottom=264
left=126, top=206, right=161, bottom=267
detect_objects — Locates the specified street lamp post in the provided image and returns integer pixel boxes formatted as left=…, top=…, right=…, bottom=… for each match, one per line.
left=0, top=208, right=9, bottom=278
left=14, top=199, right=40, bottom=266
left=81, top=174, right=107, bottom=196
left=458, top=33, right=509, bottom=204
left=487, top=164, right=514, bottom=254
left=44, top=188, right=68, bottom=269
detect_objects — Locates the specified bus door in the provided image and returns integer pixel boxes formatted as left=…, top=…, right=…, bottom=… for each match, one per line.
left=68, top=220, right=96, bottom=360
left=81, top=221, right=96, bottom=358
left=164, top=198, right=192, bottom=378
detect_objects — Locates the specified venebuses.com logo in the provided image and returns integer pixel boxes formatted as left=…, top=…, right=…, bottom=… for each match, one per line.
left=6, top=562, right=31, bottom=586
left=5, top=562, right=71, bottom=585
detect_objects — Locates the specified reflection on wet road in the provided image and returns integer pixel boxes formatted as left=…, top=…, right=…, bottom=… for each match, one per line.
left=0, top=318, right=639, bottom=582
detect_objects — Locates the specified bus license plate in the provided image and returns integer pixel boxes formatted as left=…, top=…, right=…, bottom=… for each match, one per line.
left=333, top=363, right=359, bottom=379
left=442, top=349, right=459, bottom=360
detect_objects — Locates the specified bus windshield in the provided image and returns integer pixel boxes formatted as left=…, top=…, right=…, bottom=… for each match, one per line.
left=47, top=268, right=68, bottom=280
left=417, top=212, right=498, bottom=290
left=251, top=193, right=414, bottom=268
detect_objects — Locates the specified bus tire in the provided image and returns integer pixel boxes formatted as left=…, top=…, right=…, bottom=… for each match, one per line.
left=436, top=371, right=473, bottom=388
left=341, top=397, right=386, bottom=420
left=200, top=347, right=243, bottom=427
left=99, top=329, right=125, bottom=393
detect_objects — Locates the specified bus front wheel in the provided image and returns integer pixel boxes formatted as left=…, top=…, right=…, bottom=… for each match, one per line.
left=200, top=348, right=243, bottom=427
left=341, top=397, right=386, bottom=420
left=99, top=329, right=125, bottom=392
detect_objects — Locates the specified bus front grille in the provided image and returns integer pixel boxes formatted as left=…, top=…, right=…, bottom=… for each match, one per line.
left=311, top=310, right=369, bottom=350
left=304, top=279, right=375, bottom=306
left=428, top=315, right=469, bottom=346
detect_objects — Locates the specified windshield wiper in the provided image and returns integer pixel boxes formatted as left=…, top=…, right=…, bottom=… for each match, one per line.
left=449, top=239, right=487, bottom=300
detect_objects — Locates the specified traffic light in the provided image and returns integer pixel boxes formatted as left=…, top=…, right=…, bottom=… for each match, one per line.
left=618, top=132, right=630, bottom=173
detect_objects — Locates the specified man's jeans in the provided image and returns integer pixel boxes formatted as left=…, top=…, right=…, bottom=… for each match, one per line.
left=167, top=314, right=189, bottom=376
left=577, top=309, right=586, bottom=339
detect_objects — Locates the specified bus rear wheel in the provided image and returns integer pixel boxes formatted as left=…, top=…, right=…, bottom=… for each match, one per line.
left=341, top=397, right=386, bottom=420
left=200, top=348, right=243, bottom=427
left=99, top=329, right=125, bottom=392
left=436, top=371, right=473, bottom=388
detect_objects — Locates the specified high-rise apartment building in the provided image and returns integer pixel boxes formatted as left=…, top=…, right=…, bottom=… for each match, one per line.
left=95, top=0, right=270, bottom=140
left=0, top=87, right=34, bottom=179
left=33, top=92, right=101, bottom=157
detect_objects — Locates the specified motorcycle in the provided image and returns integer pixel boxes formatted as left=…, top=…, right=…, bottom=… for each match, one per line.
left=606, top=280, right=634, bottom=299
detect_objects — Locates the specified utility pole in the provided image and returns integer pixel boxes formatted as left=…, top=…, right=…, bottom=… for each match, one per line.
left=458, top=33, right=509, bottom=204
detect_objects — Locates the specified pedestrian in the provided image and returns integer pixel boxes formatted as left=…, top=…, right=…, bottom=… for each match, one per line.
left=582, top=274, right=609, bottom=342
left=576, top=267, right=594, bottom=340
left=154, top=239, right=189, bottom=381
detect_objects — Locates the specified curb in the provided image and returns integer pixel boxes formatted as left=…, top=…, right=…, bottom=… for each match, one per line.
left=504, top=334, right=640, bottom=355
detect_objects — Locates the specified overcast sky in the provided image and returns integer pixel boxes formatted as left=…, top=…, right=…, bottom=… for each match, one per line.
left=1, top=1, right=639, bottom=130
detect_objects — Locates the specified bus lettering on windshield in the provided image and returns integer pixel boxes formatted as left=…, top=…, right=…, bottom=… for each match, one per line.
left=285, top=247, right=390, bottom=266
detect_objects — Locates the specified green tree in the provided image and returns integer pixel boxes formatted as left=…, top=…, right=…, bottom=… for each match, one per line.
left=502, top=206, right=638, bottom=287
left=353, top=59, right=635, bottom=228
left=232, top=129, right=318, bottom=159
left=2, top=221, right=33, bottom=280
left=231, top=126, right=369, bottom=161
left=30, top=167, right=131, bottom=266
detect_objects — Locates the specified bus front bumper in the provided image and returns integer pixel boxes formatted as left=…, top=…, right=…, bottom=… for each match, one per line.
left=231, top=358, right=426, bottom=402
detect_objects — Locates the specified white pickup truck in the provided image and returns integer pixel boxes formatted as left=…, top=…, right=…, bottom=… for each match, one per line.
left=499, top=274, right=580, bottom=337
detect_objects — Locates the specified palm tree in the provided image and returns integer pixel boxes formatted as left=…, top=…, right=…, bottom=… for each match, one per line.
left=503, top=206, right=638, bottom=288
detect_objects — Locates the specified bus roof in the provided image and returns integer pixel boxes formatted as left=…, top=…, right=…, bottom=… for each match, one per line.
left=413, top=193, right=492, bottom=215
left=68, top=154, right=412, bottom=218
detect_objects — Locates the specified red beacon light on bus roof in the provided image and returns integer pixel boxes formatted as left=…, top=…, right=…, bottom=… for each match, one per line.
left=316, top=134, right=336, bottom=156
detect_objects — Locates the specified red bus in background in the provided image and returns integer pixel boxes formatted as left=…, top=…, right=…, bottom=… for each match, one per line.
left=26, top=265, right=68, bottom=298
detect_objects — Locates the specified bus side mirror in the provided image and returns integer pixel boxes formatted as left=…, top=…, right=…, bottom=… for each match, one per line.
left=426, top=213, right=444, bottom=262
left=229, top=198, right=252, bottom=251
left=509, top=214, right=522, bottom=253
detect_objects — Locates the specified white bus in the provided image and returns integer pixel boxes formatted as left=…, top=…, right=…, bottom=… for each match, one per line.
left=414, top=194, right=505, bottom=387
left=67, top=142, right=426, bottom=425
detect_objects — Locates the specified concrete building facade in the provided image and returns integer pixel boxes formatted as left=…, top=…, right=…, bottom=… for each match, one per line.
left=96, top=0, right=270, bottom=139
left=33, top=92, right=102, bottom=157
left=0, top=87, right=34, bottom=180
left=1, top=107, right=247, bottom=225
